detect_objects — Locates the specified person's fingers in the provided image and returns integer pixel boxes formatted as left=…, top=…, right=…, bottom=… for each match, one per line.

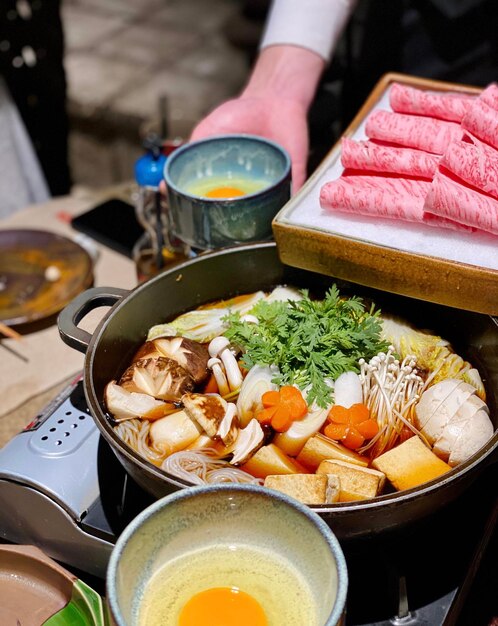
left=291, top=160, right=307, bottom=192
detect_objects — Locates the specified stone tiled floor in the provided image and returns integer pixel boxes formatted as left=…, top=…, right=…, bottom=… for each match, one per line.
left=62, top=0, right=252, bottom=188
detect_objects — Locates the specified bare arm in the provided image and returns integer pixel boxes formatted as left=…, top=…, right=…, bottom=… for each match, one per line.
left=191, top=45, right=325, bottom=190
left=191, top=0, right=356, bottom=190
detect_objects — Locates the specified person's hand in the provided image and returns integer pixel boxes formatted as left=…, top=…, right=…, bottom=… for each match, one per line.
left=190, top=45, right=325, bottom=193
left=191, top=95, right=309, bottom=191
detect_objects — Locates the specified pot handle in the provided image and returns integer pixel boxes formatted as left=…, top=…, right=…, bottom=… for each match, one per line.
left=58, top=286, right=128, bottom=353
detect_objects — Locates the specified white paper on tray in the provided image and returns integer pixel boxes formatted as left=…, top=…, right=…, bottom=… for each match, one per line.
left=279, top=86, right=498, bottom=273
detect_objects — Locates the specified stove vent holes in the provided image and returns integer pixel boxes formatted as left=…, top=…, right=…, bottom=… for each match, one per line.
left=40, top=413, right=86, bottom=445
left=30, top=401, right=96, bottom=456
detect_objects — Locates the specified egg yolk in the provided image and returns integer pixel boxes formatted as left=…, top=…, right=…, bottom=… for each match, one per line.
left=205, top=186, right=246, bottom=198
left=178, top=586, right=268, bottom=626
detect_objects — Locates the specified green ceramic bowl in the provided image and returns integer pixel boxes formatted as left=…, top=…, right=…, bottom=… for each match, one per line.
left=163, top=134, right=291, bottom=249
left=106, top=484, right=348, bottom=626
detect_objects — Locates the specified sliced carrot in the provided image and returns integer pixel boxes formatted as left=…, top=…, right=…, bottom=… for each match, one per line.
left=357, top=419, right=379, bottom=439
left=323, top=422, right=348, bottom=440
left=348, top=403, right=370, bottom=424
left=256, top=406, right=277, bottom=426
left=324, top=402, right=379, bottom=450
left=279, top=386, right=308, bottom=417
left=261, top=390, right=281, bottom=407
left=342, top=427, right=365, bottom=450
left=271, top=408, right=293, bottom=432
left=323, top=423, right=365, bottom=449
left=327, top=405, right=351, bottom=424
left=257, top=386, right=307, bottom=432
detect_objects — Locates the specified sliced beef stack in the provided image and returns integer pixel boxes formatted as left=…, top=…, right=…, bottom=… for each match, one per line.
left=320, top=82, right=498, bottom=236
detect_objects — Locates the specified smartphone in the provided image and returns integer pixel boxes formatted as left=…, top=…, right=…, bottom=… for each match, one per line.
left=71, top=199, right=144, bottom=258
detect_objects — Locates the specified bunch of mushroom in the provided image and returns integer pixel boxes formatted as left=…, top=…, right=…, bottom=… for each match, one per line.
left=104, top=335, right=266, bottom=465
left=358, top=347, right=425, bottom=457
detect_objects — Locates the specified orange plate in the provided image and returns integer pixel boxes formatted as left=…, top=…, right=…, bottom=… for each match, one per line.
left=0, top=229, right=93, bottom=325
left=272, top=72, right=498, bottom=316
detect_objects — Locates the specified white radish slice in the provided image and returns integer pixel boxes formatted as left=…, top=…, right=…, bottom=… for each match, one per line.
left=334, top=372, right=363, bottom=408
left=448, top=410, right=494, bottom=467
left=421, top=383, right=476, bottom=444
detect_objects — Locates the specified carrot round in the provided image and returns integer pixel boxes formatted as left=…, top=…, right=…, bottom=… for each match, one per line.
left=324, top=402, right=379, bottom=450
left=257, top=386, right=308, bottom=432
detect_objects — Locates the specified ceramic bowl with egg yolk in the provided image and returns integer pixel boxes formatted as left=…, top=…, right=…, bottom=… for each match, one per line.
left=106, top=483, right=348, bottom=626
left=163, top=134, right=291, bottom=250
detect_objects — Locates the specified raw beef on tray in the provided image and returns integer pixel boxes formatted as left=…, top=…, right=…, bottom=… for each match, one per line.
left=424, top=85, right=498, bottom=235
left=424, top=171, right=498, bottom=235
left=439, top=136, right=498, bottom=200
left=320, top=80, right=498, bottom=237
left=479, top=83, right=498, bottom=111
left=320, top=175, right=430, bottom=222
left=365, top=110, right=463, bottom=155
left=341, top=138, right=439, bottom=179
left=320, top=174, right=470, bottom=230
left=461, top=98, right=498, bottom=151
left=389, top=83, right=473, bottom=122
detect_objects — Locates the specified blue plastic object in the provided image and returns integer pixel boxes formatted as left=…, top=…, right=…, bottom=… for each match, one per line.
left=134, top=135, right=167, bottom=187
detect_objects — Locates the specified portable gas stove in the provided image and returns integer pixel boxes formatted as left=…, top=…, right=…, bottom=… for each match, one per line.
left=0, top=376, right=496, bottom=626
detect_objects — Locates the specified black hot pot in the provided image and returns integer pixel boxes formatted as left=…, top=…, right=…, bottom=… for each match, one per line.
left=58, top=243, right=498, bottom=540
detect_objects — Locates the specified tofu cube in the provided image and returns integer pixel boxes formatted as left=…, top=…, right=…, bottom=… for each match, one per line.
left=371, top=436, right=451, bottom=491
left=317, top=459, right=385, bottom=501
left=264, top=473, right=340, bottom=505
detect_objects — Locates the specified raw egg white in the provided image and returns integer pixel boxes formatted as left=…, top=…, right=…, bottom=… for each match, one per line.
left=137, top=543, right=319, bottom=626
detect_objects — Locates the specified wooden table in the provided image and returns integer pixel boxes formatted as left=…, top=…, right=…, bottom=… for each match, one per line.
left=0, top=188, right=137, bottom=447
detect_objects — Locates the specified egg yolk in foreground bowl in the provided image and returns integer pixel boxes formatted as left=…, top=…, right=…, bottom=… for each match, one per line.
left=205, top=186, right=246, bottom=198
left=179, top=586, right=267, bottom=626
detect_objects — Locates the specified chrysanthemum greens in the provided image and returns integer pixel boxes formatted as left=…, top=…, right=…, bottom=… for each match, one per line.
left=223, top=285, right=389, bottom=407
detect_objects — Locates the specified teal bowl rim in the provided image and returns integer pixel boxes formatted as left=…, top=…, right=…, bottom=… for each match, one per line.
left=163, top=134, right=292, bottom=202
left=106, top=483, right=348, bottom=626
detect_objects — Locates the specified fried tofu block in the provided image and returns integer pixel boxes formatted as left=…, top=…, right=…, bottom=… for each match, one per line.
left=264, top=473, right=340, bottom=505
left=296, top=433, right=369, bottom=471
left=371, top=436, right=451, bottom=491
left=317, top=459, right=385, bottom=501
left=240, top=444, right=309, bottom=479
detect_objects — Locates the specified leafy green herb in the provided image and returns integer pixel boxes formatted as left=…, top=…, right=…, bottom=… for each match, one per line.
left=223, top=286, right=389, bottom=408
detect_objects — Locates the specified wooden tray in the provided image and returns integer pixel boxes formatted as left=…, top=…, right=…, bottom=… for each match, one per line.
left=272, top=72, right=498, bottom=316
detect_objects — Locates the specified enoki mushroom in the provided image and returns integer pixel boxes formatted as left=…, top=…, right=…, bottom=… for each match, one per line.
left=359, top=346, right=428, bottom=457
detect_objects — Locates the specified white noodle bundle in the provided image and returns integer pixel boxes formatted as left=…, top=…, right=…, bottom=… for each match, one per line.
left=114, top=419, right=165, bottom=465
left=161, top=449, right=263, bottom=485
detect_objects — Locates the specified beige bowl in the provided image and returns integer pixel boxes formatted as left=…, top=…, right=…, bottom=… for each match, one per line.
left=106, top=484, right=348, bottom=626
